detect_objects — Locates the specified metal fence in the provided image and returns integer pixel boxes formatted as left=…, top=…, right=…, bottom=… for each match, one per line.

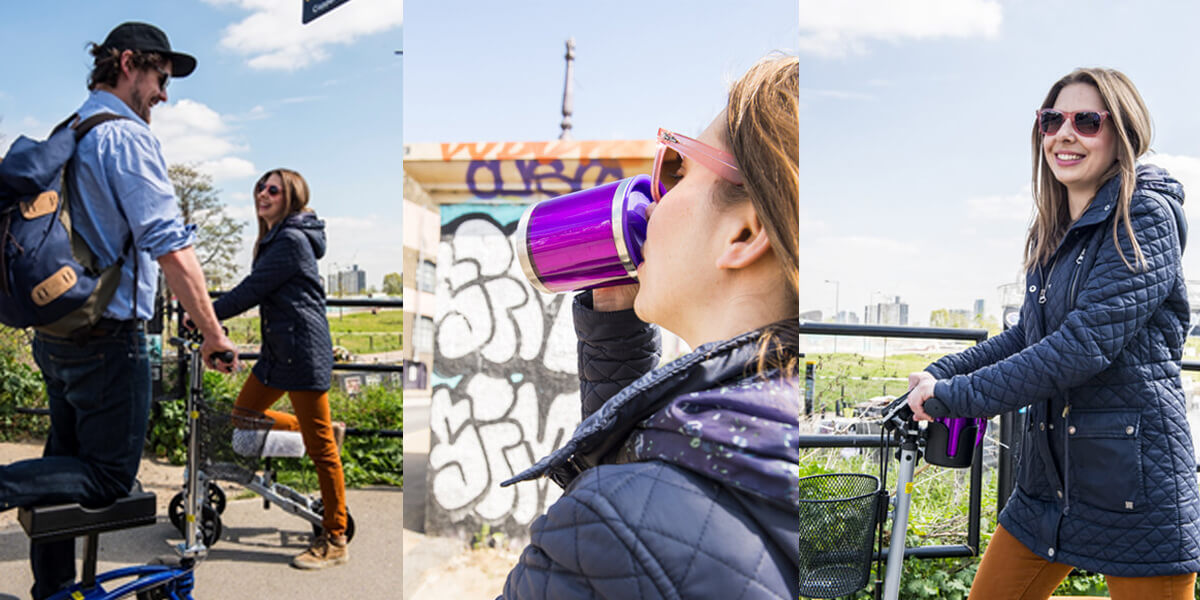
left=800, top=322, right=989, bottom=560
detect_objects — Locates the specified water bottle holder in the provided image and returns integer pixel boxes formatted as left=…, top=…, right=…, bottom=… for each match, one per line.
left=924, top=422, right=978, bottom=468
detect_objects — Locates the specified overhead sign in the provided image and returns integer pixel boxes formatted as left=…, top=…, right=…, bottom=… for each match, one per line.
left=303, top=0, right=352, bottom=24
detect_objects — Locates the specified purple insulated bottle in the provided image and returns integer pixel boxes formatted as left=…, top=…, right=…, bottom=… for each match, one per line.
left=516, top=175, right=654, bottom=294
left=924, top=417, right=988, bottom=468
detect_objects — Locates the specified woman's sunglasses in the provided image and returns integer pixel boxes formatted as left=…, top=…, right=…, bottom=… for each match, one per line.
left=651, top=128, right=744, bottom=202
left=1036, top=109, right=1110, bottom=137
left=255, top=182, right=281, bottom=197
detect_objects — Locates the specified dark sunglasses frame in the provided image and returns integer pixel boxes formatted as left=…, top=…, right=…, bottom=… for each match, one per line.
left=255, top=182, right=282, bottom=196
left=1036, top=108, right=1110, bottom=137
left=152, top=65, right=170, bottom=92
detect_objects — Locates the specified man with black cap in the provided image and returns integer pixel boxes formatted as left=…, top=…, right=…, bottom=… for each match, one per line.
left=0, top=22, right=236, bottom=598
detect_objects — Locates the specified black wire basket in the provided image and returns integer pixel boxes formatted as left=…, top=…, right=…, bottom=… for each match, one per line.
left=798, top=473, right=884, bottom=598
left=196, top=398, right=274, bottom=484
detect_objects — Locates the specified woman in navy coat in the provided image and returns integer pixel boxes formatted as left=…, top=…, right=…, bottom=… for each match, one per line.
left=499, top=55, right=800, bottom=599
left=907, top=68, right=1199, bottom=598
left=209, top=168, right=347, bottom=570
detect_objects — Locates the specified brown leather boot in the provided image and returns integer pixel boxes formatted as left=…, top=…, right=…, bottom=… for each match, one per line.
left=291, top=533, right=349, bottom=569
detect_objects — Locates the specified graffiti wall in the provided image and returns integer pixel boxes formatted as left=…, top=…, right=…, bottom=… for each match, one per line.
left=412, top=138, right=654, bottom=540
left=426, top=204, right=584, bottom=539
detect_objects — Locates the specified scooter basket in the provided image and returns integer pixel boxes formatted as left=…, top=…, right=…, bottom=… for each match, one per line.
left=196, top=398, right=274, bottom=484
left=798, top=473, right=883, bottom=598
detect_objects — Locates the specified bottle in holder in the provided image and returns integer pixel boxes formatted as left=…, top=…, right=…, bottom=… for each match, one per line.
left=516, top=175, right=654, bottom=294
left=923, top=417, right=988, bottom=468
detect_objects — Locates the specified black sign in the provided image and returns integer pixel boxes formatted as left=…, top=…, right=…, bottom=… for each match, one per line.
left=302, top=0, right=352, bottom=24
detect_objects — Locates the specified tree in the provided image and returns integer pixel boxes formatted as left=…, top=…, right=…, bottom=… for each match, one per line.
left=168, top=164, right=246, bottom=290
left=382, top=272, right=402, bottom=296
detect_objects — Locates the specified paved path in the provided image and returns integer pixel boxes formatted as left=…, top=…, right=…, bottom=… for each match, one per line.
left=0, top=485, right=401, bottom=599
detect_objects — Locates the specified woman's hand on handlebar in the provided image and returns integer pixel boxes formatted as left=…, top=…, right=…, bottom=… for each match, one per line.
left=906, top=371, right=936, bottom=422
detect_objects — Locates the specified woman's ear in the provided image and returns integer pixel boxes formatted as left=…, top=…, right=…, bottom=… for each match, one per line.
left=715, top=204, right=772, bottom=270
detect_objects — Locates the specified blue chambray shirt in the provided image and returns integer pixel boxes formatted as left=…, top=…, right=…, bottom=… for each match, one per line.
left=71, top=90, right=196, bottom=320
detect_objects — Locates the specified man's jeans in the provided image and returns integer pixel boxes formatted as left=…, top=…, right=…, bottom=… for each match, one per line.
left=0, top=328, right=149, bottom=599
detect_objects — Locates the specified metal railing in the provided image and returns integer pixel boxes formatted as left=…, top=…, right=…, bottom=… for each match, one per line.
left=800, top=322, right=990, bottom=560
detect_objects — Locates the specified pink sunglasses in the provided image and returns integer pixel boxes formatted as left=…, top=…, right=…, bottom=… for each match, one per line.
left=651, top=128, right=744, bottom=202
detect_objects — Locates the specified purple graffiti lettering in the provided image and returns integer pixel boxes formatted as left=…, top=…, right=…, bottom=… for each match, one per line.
left=465, top=159, right=626, bottom=198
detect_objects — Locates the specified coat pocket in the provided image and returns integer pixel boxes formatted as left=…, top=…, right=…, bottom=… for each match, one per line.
left=262, top=320, right=295, bottom=363
left=1067, top=409, right=1145, bottom=513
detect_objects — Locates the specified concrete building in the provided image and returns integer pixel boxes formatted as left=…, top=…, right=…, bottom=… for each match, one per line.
left=865, top=296, right=909, bottom=326
left=327, top=265, right=367, bottom=296
left=403, top=174, right=439, bottom=386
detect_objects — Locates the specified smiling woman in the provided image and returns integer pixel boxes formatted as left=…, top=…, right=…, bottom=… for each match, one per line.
left=906, top=67, right=1200, bottom=600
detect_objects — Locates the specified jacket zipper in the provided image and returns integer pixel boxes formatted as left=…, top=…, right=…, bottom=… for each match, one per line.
left=1066, top=246, right=1086, bottom=307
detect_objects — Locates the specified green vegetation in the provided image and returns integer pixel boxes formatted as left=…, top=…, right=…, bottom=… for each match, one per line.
left=804, top=352, right=942, bottom=414
left=804, top=352, right=1200, bottom=598
left=0, top=329, right=47, bottom=441
left=145, top=367, right=402, bottom=489
left=225, top=309, right=403, bottom=356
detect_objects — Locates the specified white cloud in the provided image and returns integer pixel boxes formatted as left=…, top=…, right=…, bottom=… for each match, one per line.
left=206, top=0, right=403, bottom=71
left=798, top=0, right=1003, bottom=58
left=151, top=99, right=257, bottom=181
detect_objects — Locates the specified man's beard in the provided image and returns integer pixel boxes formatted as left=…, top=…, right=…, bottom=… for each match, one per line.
left=131, top=87, right=152, bottom=124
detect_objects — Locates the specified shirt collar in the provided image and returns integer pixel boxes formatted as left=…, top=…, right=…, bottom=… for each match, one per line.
left=81, top=89, right=148, bottom=127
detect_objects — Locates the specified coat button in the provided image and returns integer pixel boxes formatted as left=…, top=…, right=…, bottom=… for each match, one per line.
left=1057, top=489, right=1063, bottom=498
left=1068, top=426, right=1076, bottom=435
left=1039, top=422, right=1045, bottom=431
left=1126, top=426, right=1134, bottom=435
left=1048, top=547, right=1055, bottom=557
left=1029, top=285, right=1037, bottom=293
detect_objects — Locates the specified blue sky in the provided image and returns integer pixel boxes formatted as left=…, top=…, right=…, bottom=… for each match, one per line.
left=404, top=1, right=800, bottom=144
left=800, top=0, right=1200, bottom=325
left=0, top=0, right=402, bottom=288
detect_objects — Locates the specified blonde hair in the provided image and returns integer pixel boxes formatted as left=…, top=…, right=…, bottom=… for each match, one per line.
left=722, top=54, right=799, bottom=376
left=1026, top=68, right=1152, bottom=272
left=253, top=168, right=311, bottom=260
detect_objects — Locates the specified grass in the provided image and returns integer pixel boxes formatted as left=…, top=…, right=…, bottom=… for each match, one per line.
left=224, top=309, right=404, bottom=356
left=804, top=352, right=946, bottom=414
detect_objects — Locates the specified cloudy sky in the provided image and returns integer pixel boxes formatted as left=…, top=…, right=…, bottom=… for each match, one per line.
left=800, top=0, right=1200, bottom=325
left=0, top=1, right=402, bottom=288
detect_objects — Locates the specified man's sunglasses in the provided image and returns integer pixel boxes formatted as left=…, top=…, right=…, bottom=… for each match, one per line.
left=651, top=128, right=743, bottom=202
left=255, top=182, right=281, bottom=196
left=153, top=66, right=170, bottom=92
left=1036, top=109, right=1110, bottom=137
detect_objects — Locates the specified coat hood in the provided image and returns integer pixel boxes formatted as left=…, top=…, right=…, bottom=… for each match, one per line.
left=264, top=211, right=326, bottom=260
left=1136, top=164, right=1187, bottom=251
left=504, top=321, right=800, bottom=512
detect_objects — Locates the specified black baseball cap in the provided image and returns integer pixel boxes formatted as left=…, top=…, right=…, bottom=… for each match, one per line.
left=99, top=22, right=196, bottom=78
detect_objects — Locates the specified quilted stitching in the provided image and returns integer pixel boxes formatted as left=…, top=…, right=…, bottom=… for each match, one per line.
left=500, top=462, right=797, bottom=599
left=574, top=291, right=661, bottom=419
left=928, top=166, right=1200, bottom=575
left=211, top=212, right=333, bottom=391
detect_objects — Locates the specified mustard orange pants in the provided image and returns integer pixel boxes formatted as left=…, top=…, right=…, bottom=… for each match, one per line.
left=235, top=372, right=347, bottom=537
left=968, top=524, right=1195, bottom=600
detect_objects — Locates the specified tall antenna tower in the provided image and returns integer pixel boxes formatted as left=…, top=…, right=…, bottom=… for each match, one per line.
left=559, top=38, right=576, bottom=140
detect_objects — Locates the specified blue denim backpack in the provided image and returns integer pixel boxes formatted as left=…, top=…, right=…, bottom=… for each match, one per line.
left=0, top=113, right=132, bottom=337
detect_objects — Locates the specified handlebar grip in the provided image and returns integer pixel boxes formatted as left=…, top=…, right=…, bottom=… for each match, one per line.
left=924, top=397, right=951, bottom=419
left=209, top=351, right=235, bottom=365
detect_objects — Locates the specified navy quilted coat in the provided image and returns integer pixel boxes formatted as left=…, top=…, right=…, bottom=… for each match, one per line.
left=212, top=212, right=333, bottom=391
left=499, top=293, right=801, bottom=599
left=927, top=166, right=1200, bottom=576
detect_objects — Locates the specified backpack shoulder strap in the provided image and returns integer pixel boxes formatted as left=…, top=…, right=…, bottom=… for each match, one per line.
left=73, top=112, right=128, bottom=142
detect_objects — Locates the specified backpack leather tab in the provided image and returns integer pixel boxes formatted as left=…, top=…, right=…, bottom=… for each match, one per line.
left=32, top=266, right=76, bottom=307
left=21, top=191, right=58, bottom=220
